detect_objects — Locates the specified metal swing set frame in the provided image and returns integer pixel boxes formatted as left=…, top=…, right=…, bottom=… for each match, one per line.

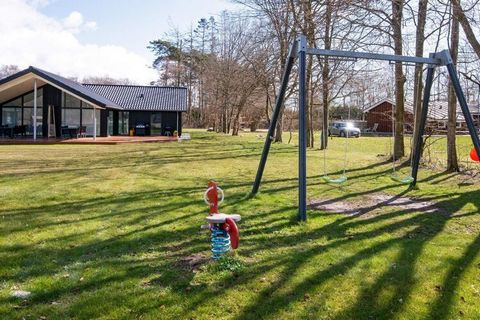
left=251, top=35, right=480, bottom=222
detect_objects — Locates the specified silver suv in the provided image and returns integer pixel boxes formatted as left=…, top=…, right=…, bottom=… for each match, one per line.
left=328, top=121, right=361, bottom=138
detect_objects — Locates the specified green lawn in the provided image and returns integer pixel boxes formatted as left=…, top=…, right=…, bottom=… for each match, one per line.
left=0, top=131, right=479, bottom=319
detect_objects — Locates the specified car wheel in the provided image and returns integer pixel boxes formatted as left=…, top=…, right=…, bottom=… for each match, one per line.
left=340, top=131, right=345, bottom=137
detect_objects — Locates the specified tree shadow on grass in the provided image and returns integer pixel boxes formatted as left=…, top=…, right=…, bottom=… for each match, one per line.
left=228, top=190, right=479, bottom=319
left=1, top=143, right=476, bottom=319
left=427, top=232, right=480, bottom=319
left=0, top=174, right=298, bottom=316
left=2, top=186, right=477, bottom=319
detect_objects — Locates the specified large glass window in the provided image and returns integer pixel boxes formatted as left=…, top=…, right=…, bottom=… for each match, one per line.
left=23, top=108, right=33, bottom=135
left=108, top=111, right=114, bottom=136
left=60, top=93, right=101, bottom=136
left=2, top=108, right=21, bottom=126
left=64, top=94, right=81, bottom=108
left=0, top=88, right=45, bottom=136
left=62, top=92, right=82, bottom=131
left=151, top=112, right=162, bottom=135
left=82, top=106, right=100, bottom=136
left=63, top=108, right=81, bottom=127
left=4, top=97, right=22, bottom=107
left=119, top=111, right=129, bottom=135
left=23, top=88, right=43, bottom=107
left=22, top=90, right=44, bottom=136
left=34, top=107, right=43, bottom=136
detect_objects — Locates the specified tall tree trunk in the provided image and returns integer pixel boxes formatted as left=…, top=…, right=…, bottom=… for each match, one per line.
left=306, top=55, right=314, bottom=147
left=392, top=0, right=406, bottom=159
left=232, top=115, right=240, bottom=136
left=265, top=84, right=271, bottom=127
left=274, top=111, right=284, bottom=142
left=447, top=0, right=460, bottom=172
left=222, top=107, right=228, bottom=133
left=274, top=48, right=287, bottom=143
left=451, top=0, right=480, bottom=59
left=302, top=0, right=315, bottom=147
left=411, top=0, right=428, bottom=159
left=321, top=0, right=332, bottom=150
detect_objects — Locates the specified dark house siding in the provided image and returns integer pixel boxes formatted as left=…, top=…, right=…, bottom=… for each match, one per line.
left=126, top=111, right=182, bottom=136
left=129, top=112, right=151, bottom=135
left=113, top=111, right=119, bottom=136
left=161, top=112, right=182, bottom=135
left=42, top=85, right=62, bottom=137
left=100, top=109, right=108, bottom=137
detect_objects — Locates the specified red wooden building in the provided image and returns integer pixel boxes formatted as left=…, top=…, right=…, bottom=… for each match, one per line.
left=363, top=99, right=414, bottom=133
left=363, top=99, right=480, bottom=134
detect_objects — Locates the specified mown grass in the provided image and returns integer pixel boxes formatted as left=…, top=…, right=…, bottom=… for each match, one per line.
left=0, top=130, right=479, bottom=319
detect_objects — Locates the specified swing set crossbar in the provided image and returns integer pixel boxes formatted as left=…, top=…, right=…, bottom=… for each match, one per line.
left=251, top=35, right=480, bottom=222
left=306, top=48, right=443, bottom=66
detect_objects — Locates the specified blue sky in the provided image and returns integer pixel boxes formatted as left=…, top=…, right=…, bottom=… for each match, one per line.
left=37, top=0, right=240, bottom=61
left=0, top=0, right=239, bottom=84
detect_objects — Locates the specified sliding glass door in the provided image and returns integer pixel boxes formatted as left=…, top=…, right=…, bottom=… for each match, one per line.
left=151, top=112, right=162, bottom=135
left=119, top=111, right=129, bottom=135
left=82, top=106, right=101, bottom=136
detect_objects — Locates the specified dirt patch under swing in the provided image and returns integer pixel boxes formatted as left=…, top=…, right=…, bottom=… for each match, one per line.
left=176, top=253, right=210, bottom=270
left=309, top=193, right=440, bottom=217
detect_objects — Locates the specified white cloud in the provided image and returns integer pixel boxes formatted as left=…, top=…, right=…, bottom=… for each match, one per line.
left=62, top=11, right=97, bottom=33
left=85, top=21, right=97, bottom=31
left=63, top=11, right=84, bottom=30
left=0, top=0, right=156, bottom=84
left=25, top=0, right=51, bottom=7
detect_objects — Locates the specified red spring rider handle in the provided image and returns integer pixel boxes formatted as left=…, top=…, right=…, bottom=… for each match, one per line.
left=470, top=148, right=480, bottom=162
left=204, top=181, right=224, bottom=215
left=223, top=217, right=240, bottom=249
left=207, top=181, right=219, bottom=214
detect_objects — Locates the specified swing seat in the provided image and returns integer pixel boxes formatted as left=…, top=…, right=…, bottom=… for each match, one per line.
left=390, top=174, right=414, bottom=184
left=322, top=175, right=348, bottom=184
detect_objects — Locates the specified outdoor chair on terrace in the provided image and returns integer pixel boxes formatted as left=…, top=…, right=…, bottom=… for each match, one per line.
left=0, top=125, right=14, bottom=138
left=13, top=125, right=27, bottom=138
left=61, top=126, right=78, bottom=139
left=365, top=123, right=379, bottom=133
left=77, top=126, right=87, bottom=138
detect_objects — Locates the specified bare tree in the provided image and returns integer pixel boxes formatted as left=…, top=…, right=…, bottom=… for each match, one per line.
left=235, top=0, right=298, bottom=142
left=346, top=0, right=407, bottom=158
left=451, top=0, right=480, bottom=59
left=411, top=0, right=428, bottom=158
left=0, top=65, right=20, bottom=79
left=392, top=0, right=406, bottom=158
left=320, top=0, right=333, bottom=149
left=81, top=76, right=135, bottom=85
left=447, top=0, right=461, bottom=171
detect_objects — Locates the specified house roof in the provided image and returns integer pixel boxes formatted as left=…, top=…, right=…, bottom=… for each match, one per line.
left=0, top=66, right=122, bottom=109
left=364, top=98, right=480, bottom=122
left=363, top=99, right=396, bottom=113
left=0, top=67, right=187, bottom=112
left=83, top=84, right=187, bottom=112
